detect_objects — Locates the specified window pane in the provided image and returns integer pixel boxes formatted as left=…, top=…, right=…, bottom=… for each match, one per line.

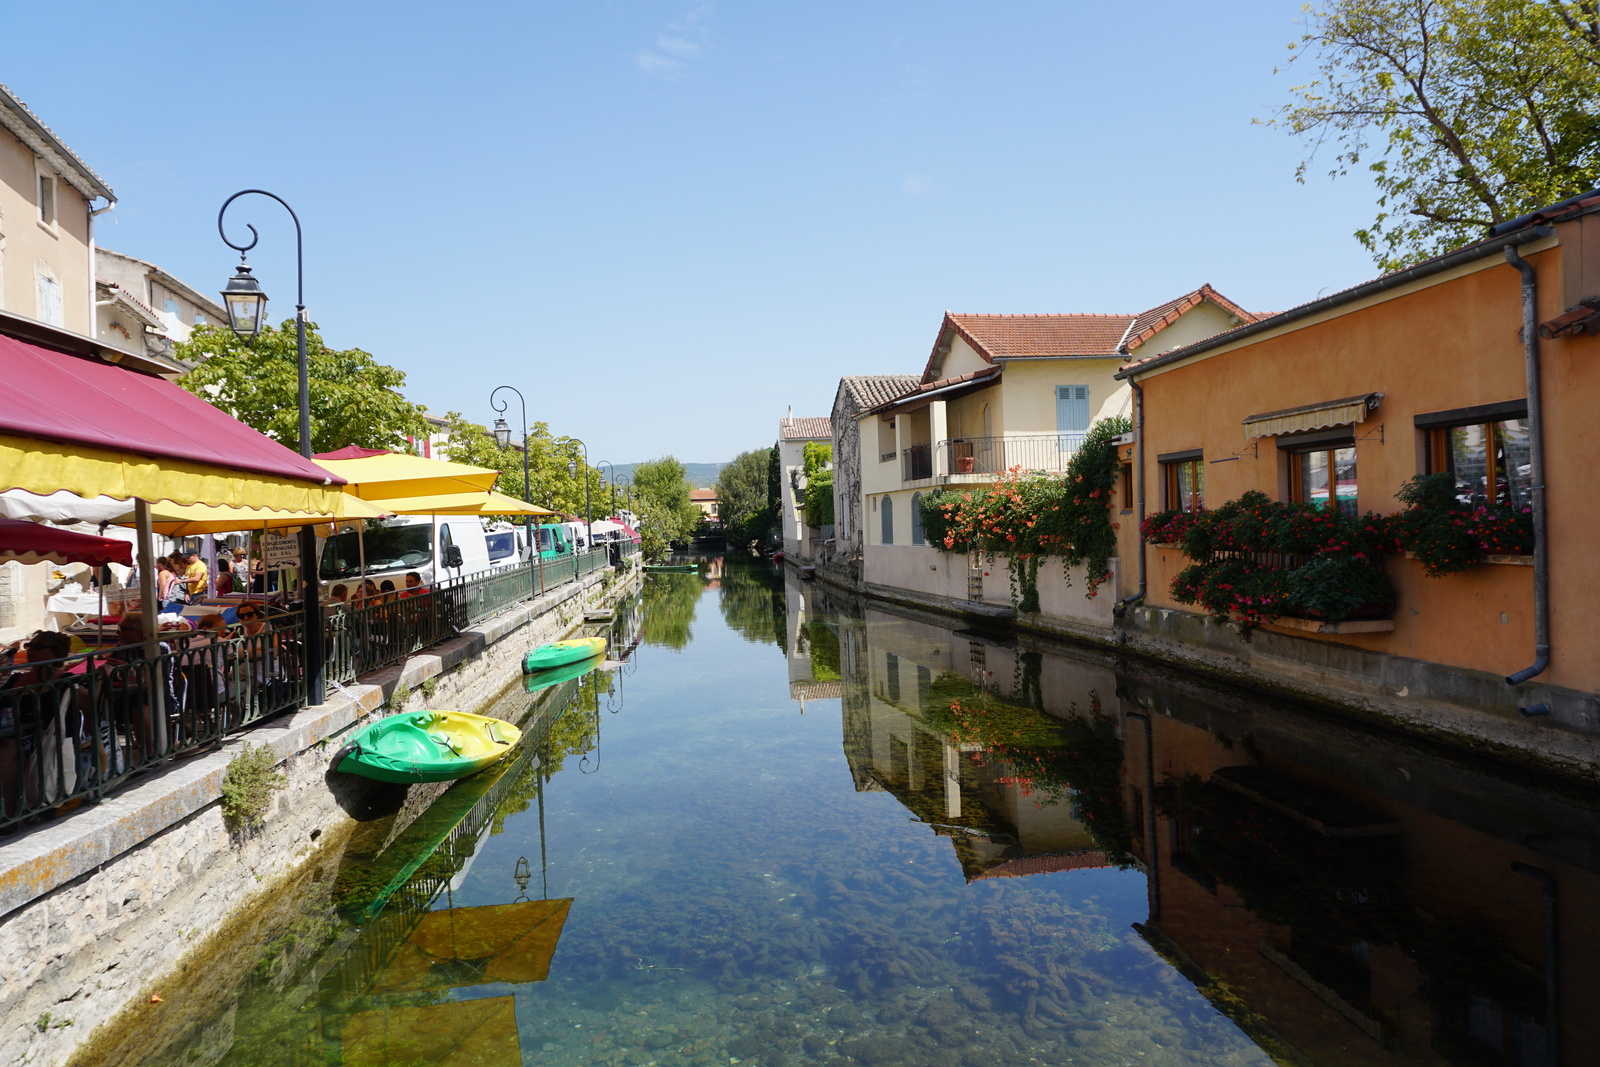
left=1178, top=460, right=1203, bottom=511
left=1495, top=419, right=1532, bottom=508
left=1298, top=450, right=1329, bottom=507
left=1333, top=447, right=1358, bottom=517
left=1450, top=424, right=1491, bottom=506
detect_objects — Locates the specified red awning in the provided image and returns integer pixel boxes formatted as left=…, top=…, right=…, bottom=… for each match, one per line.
left=0, top=333, right=341, bottom=486
left=0, top=518, right=132, bottom=567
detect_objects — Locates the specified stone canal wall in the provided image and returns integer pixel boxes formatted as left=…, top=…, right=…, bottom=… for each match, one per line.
left=0, top=567, right=638, bottom=1067
left=814, top=558, right=1600, bottom=784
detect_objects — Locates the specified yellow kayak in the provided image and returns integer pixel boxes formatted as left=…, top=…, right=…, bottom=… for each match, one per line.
left=522, top=636, right=606, bottom=673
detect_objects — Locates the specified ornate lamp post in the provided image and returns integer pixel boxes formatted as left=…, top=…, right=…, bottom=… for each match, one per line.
left=491, top=386, right=538, bottom=599
left=567, top=442, right=593, bottom=553
left=219, top=190, right=323, bottom=705
left=597, top=461, right=616, bottom=518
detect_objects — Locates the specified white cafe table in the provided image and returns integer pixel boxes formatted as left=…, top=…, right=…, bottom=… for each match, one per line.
left=45, top=590, right=107, bottom=623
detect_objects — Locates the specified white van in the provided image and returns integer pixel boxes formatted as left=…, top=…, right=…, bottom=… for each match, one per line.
left=318, top=515, right=495, bottom=591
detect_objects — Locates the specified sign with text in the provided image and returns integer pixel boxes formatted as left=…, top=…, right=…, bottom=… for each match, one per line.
left=264, top=530, right=301, bottom=568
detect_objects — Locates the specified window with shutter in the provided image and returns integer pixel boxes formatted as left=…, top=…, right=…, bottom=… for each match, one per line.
left=36, top=271, right=61, bottom=326
left=881, top=496, right=894, bottom=545
left=1057, top=385, right=1089, bottom=450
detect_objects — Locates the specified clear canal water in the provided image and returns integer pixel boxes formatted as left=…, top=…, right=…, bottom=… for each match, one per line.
left=132, top=554, right=1599, bottom=1066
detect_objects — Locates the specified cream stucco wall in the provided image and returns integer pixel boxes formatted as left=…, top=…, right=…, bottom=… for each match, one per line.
left=0, top=124, right=93, bottom=333
left=994, top=356, right=1130, bottom=435
left=939, top=336, right=989, bottom=379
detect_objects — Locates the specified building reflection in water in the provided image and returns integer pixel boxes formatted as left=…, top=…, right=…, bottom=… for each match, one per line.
left=812, top=579, right=1599, bottom=1066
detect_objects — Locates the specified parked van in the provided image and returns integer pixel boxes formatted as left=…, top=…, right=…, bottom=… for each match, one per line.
left=318, top=515, right=494, bottom=590
left=534, top=523, right=574, bottom=561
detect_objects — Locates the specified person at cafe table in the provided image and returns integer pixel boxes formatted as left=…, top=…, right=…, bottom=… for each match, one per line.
left=0, top=631, right=83, bottom=821
left=236, top=605, right=293, bottom=712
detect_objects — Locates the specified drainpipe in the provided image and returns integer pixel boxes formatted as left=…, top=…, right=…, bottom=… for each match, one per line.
left=1118, top=379, right=1147, bottom=616
left=1510, top=861, right=1559, bottom=1067
left=1503, top=247, right=1550, bottom=686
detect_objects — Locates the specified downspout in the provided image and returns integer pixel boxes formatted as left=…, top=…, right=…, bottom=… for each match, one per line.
left=1503, top=247, right=1550, bottom=686
left=1510, top=861, right=1559, bottom=1067
left=1118, top=379, right=1146, bottom=616
left=87, top=197, right=114, bottom=338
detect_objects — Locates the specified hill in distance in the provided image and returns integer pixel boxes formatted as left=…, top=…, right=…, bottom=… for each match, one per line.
left=609, top=462, right=727, bottom=489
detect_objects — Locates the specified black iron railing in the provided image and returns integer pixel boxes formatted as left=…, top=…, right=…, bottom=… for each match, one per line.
left=902, top=443, right=933, bottom=481
left=0, top=545, right=633, bottom=830
left=942, top=433, right=1086, bottom=476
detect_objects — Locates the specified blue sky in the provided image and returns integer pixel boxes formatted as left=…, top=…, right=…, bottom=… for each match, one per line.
left=3, top=1, right=1383, bottom=464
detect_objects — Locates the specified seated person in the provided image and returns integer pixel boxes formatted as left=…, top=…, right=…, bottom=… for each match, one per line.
left=401, top=571, right=429, bottom=598
left=0, top=631, right=82, bottom=817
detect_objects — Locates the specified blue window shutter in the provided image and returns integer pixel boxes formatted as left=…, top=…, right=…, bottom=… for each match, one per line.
left=1056, top=385, right=1090, bottom=434
left=882, top=497, right=894, bottom=545
left=910, top=493, right=924, bottom=545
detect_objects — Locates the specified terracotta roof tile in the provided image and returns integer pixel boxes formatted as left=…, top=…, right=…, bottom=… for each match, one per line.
left=779, top=416, right=833, bottom=441
left=1122, top=284, right=1262, bottom=352
left=946, top=312, right=1137, bottom=360
left=837, top=374, right=920, bottom=413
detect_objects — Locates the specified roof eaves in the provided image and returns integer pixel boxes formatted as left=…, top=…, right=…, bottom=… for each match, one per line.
left=0, top=84, right=115, bottom=202
left=1116, top=224, right=1558, bottom=380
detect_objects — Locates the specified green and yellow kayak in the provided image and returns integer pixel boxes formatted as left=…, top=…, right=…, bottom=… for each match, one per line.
left=332, top=710, right=521, bottom=784
left=522, top=636, right=606, bottom=673
left=523, top=653, right=606, bottom=693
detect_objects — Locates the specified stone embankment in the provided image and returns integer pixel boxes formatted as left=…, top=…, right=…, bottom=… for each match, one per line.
left=0, top=565, right=637, bottom=1067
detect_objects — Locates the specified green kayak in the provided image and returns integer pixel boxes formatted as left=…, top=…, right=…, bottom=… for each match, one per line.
left=644, top=564, right=697, bottom=573
left=523, top=653, right=606, bottom=693
left=522, top=636, right=606, bottom=673
left=332, top=710, right=521, bottom=784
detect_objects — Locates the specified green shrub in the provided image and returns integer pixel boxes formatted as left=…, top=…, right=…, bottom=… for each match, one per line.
left=221, top=743, right=287, bottom=828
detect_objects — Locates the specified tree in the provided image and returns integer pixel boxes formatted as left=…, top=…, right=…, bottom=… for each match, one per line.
left=716, top=449, right=776, bottom=548
left=631, top=457, right=700, bottom=560
left=802, top=441, right=834, bottom=527
left=1269, top=0, right=1600, bottom=269
left=177, top=321, right=432, bottom=454
left=436, top=414, right=604, bottom=516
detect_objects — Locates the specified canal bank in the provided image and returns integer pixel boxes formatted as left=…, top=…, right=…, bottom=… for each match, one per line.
left=0, top=565, right=639, bottom=1067
left=811, top=557, right=1600, bottom=786
left=75, top=554, right=1600, bottom=1067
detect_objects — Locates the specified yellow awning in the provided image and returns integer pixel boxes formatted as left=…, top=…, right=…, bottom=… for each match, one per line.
left=1241, top=393, right=1383, bottom=440
left=317, top=453, right=500, bottom=500
left=109, top=496, right=392, bottom=536
left=0, top=434, right=348, bottom=514
left=375, top=490, right=555, bottom=517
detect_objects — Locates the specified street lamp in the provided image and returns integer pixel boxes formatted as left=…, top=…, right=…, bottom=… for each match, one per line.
left=490, top=386, right=538, bottom=600
left=597, top=461, right=616, bottom=518
left=566, top=443, right=592, bottom=553
left=219, top=190, right=323, bottom=706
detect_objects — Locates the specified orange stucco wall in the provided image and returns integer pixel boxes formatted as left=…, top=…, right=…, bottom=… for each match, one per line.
left=1131, top=233, right=1600, bottom=695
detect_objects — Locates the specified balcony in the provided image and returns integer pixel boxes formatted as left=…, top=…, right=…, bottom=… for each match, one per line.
left=902, top=443, right=933, bottom=481
left=942, top=433, right=1085, bottom=477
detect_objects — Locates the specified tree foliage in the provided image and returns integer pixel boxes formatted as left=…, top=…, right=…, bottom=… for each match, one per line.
left=631, top=457, right=700, bottom=560
left=177, top=321, right=432, bottom=455
left=716, top=448, right=776, bottom=548
left=1269, top=0, right=1600, bottom=269
left=802, top=441, right=834, bottom=527
left=435, top=414, right=603, bottom=516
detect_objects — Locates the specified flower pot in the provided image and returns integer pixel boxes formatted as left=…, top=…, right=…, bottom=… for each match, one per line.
left=955, top=456, right=975, bottom=473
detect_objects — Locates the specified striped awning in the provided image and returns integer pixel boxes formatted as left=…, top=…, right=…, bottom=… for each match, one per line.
left=1242, top=392, right=1382, bottom=439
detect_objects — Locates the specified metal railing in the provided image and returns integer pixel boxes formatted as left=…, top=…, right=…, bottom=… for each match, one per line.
left=942, top=433, right=1086, bottom=476
left=1, top=620, right=304, bottom=830
left=0, top=545, right=632, bottom=830
left=902, top=443, right=933, bottom=481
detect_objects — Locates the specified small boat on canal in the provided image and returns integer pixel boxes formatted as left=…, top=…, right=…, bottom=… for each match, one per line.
left=643, top=563, right=697, bottom=573
left=332, top=710, right=521, bottom=784
left=523, top=653, right=606, bottom=693
left=522, top=635, right=606, bottom=673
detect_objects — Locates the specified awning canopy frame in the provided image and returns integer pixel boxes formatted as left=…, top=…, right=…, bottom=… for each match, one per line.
left=1241, top=392, right=1384, bottom=440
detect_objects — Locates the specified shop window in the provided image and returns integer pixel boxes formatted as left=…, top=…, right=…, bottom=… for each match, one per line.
left=1158, top=449, right=1204, bottom=511
left=910, top=492, right=925, bottom=545
left=1416, top=401, right=1531, bottom=508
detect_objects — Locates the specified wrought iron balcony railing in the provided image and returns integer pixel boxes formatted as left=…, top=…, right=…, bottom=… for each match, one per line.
left=942, top=433, right=1086, bottom=476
